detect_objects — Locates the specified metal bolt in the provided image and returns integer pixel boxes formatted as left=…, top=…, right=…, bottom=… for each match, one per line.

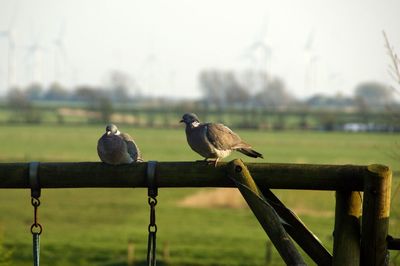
left=235, top=165, right=242, bottom=173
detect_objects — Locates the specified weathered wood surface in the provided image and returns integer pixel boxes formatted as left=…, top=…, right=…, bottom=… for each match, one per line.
left=0, top=161, right=366, bottom=190
left=332, top=191, right=362, bottom=266
left=228, top=159, right=306, bottom=265
left=0, top=160, right=393, bottom=266
left=361, top=164, right=392, bottom=266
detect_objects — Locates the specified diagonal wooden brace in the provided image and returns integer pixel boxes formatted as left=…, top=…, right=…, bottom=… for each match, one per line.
left=228, top=159, right=306, bottom=266
left=259, top=187, right=333, bottom=265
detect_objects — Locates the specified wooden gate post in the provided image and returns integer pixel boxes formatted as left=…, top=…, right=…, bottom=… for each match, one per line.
left=228, top=159, right=306, bottom=266
left=361, top=164, right=392, bottom=266
left=333, top=191, right=361, bottom=265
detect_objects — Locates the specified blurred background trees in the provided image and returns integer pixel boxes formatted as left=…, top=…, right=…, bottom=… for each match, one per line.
left=199, top=69, right=294, bottom=110
left=0, top=65, right=398, bottom=131
left=354, top=81, right=394, bottom=107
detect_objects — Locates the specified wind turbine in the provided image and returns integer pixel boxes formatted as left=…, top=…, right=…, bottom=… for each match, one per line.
left=249, top=41, right=272, bottom=73
left=138, top=53, right=157, bottom=97
left=0, top=6, right=19, bottom=91
left=242, top=39, right=272, bottom=73
left=24, top=38, right=48, bottom=85
left=304, top=30, right=319, bottom=92
left=240, top=16, right=273, bottom=93
left=21, top=21, right=52, bottom=86
left=53, top=21, right=67, bottom=83
left=0, top=29, right=17, bottom=90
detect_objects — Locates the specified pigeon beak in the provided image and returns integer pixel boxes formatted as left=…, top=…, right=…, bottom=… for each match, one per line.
left=179, top=119, right=184, bottom=123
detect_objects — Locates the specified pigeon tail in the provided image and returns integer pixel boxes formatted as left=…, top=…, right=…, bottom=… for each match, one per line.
left=236, top=148, right=264, bottom=159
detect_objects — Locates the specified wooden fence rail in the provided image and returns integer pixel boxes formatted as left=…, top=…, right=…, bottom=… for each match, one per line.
left=0, top=161, right=366, bottom=190
left=0, top=161, right=393, bottom=266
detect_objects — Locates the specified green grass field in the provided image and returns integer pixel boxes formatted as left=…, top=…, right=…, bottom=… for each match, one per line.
left=0, top=124, right=399, bottom=265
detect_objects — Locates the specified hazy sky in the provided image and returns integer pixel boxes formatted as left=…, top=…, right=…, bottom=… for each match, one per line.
left=0, top=0, right=399, bottom=99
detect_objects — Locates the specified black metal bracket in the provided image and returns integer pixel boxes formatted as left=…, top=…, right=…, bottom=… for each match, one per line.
left=29, top=162, right=40, bottom=199
left=147, top=161, right=158, bottom=197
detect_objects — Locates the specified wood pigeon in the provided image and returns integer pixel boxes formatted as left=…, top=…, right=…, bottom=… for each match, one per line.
left=180, top=113, right=263, bottom=165
left=97, top=124, right=143, bottom=165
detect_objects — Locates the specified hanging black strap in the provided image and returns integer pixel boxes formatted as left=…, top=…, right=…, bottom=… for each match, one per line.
left=29, top=162, right=40, bottom=199
left=29, top=162, right=41, bottom=266
left=147, top=161, right=158, bottom=266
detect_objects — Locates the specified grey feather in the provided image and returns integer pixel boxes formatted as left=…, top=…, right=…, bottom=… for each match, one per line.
left=236, top=148, right=264, bottom=158
left=185, top=123, right=216, bottom=159
left=181, top=113, right=263, bottom=162
left=120, top=132, right=143, bottom=162
left=97, top=124, right=142, bottom=165
left=206, top=123, right=245, bottom=150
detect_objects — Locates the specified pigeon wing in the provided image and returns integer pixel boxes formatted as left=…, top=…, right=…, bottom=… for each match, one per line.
left=120, top=133, right=142, bottom=161
left=97, top=134, right=128, bottom=164
left=205, top=123, right=245, bottom=150
left=97, top=134, right=108, bottom=161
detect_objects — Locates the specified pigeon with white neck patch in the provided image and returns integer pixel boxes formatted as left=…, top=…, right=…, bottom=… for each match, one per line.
left=97, top=124, right=142, bottom=165
left=180, top=113, right=263, bottom=166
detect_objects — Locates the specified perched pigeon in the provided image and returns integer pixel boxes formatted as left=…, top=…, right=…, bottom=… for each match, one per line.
left=97, top=124, right=143, bottom=165
left=180, top=113, right=263, bottom=165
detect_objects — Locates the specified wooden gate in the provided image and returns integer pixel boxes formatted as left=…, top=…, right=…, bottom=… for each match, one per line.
left=0, top=160, right=398, bottom=265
